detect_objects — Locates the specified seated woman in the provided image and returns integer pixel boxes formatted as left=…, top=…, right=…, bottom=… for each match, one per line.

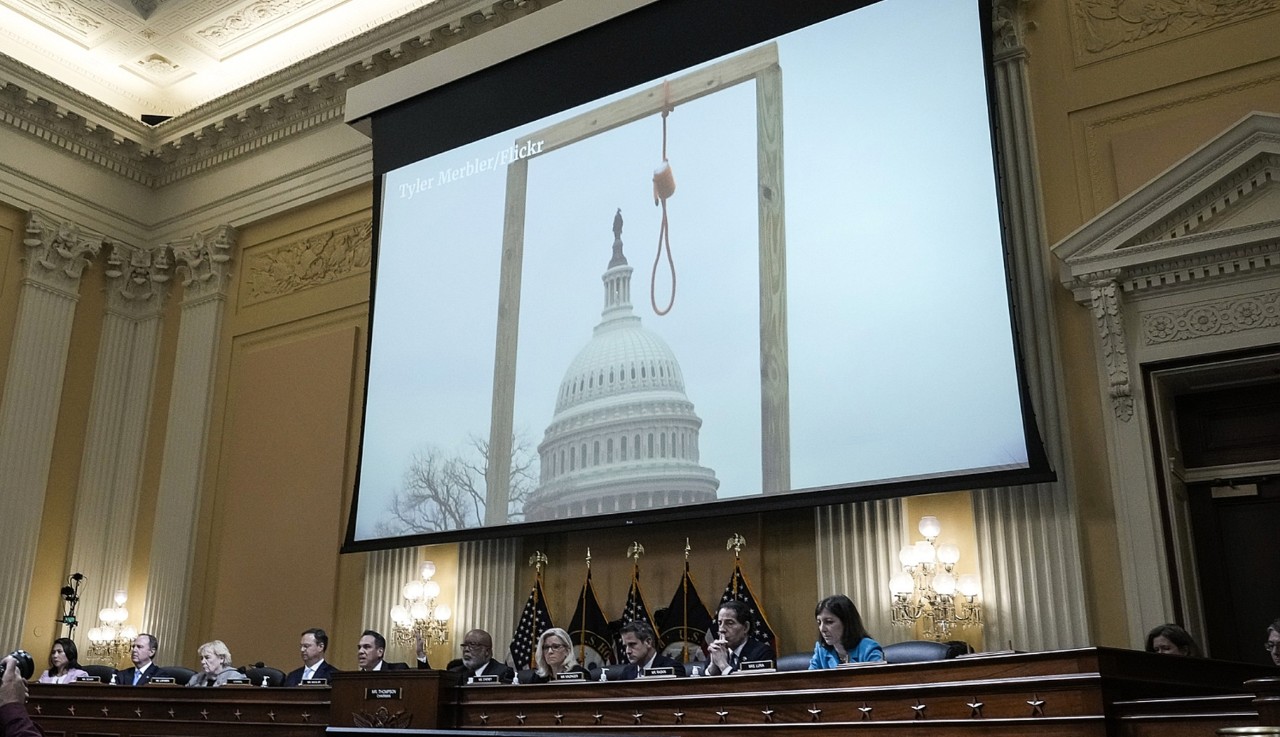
left=808, top=594, right=884, bottom=668
left=185, top=640, right=250, bottom=687
left=1145, top=623, right=1199, bottom=656
left=37, top=638, right=89, bottom=684
left=517, top=628, right=590, bottom=684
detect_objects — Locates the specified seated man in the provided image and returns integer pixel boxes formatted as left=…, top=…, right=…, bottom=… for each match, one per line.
left=618, top=621, right=686, bottom=680
left=115, top=633, right=163, bottom=686
left=284, top=628, right=339, bottom=686
left=355, top=630, right=409, bottom=671
left=704, top=600, right=773, bottom=675
left=448, top=629, right=514, bottom=683
left=1267, top=618, right=1280, bottom=667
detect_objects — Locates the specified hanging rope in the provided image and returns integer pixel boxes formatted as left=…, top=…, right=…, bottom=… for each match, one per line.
left=651, top=80, right=677, bottom=316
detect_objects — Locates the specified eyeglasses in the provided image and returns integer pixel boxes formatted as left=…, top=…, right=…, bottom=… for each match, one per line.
left=462, top=641, right=488, bottom=650
left=543, top=642, right=567, bottom=651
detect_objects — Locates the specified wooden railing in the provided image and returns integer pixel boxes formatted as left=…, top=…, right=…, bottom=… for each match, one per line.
left=25, top=649, right=1279, bottom=737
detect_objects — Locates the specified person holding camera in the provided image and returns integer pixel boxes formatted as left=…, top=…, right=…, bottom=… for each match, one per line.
left=1, top=654, right=43, bottom=737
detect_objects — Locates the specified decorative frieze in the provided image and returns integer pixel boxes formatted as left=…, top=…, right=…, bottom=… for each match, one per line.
left=1089, top=277, right=1134, bottom=421
left=1144, top=289, right=1280, bottom=344
left=1071, top=0, right=1279, bottom=62
left=241, top=217, right=372, bottom=304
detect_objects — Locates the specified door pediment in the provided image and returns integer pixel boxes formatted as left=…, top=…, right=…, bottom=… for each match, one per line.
left=1054, top=112, right=1280, bottom=303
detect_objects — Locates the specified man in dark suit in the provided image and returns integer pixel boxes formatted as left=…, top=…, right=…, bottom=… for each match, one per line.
left=618, top=621, right=686, bottom=680
left=356, top=630, right=410, bottom=671
left=704, top=600, right=774, bottom=675
left=283, top=628, right=340, bottom=686
left=115, top=633, right=162, bottom=686
left=447, top=629, right=514, bottom=683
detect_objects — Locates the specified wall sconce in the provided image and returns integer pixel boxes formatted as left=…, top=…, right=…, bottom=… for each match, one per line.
left=390, top=561, right=451, bottom=647
left=86, top=590, right=138, bottom=663
left=888, top=516, right=983, bottom=640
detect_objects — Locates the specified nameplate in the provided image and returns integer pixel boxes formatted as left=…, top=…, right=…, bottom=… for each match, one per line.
left=468, top=675, right=500, bottom=684
left=836, top=660, right=886, bottom=668
left=75, top=676, right=101, bottom=683
left=738, top=659, right=775, bottom=673
left=641, top=666, right=677, bottom=679
left=223, top=678, right=252, bottom=686
left=148, top=677, right=176, bottom=684
left=365, top=687, right=402, bottom=700
left=301, top=678, right=328, bottom=686
left=555, top=671, right=586, bottom=681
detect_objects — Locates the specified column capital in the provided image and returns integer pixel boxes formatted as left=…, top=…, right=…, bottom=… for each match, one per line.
left=103, top=242, right=174, bottom=316
left=22, top=210, right=103, bottom=294
left=992, top=0, right=1035, bottom=58
left=168, top=224, right=238, bottom=302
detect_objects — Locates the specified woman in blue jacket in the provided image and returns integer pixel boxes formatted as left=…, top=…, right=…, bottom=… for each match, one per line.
left=808, top=594, right=884, bottom=668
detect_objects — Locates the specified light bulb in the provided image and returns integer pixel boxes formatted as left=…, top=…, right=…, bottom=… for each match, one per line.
left=99, top=607, right=115, bottom=624
left=958, top=574, right=982, bottom=597
left=933, top=572, right=956, bottom=595
left=115, top=607, right=129, bottom=623
left=898, top=545, right=916, bottom=567
left=423, top=580, right=441, bottom=600
left=434, top=604, right=451, bottom=622
left=88, top=627, right=103, bottom=643
left=410, top=602, right=430, bottom=621
left=420, top=561, right=436, bottom=580
left=403, top=580, right=424, bottom=601
left=913, top=540, right=936, bottom=564
left=113, top=589, right=128, bottom=606
left=390, top=605, right=408, bottom=624
left=120, top=626, right=138, bottom=641
left=918, top=516, right=942, bottom=538
left=937, top=544, right=960, bottom=565
left=889, top=572, right=914, bottom=595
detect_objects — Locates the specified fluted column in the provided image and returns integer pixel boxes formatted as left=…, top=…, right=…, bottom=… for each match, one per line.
left=66, top=243, right=173, bottom=637
left=0, top=210, right=102, bottom=646
left=455, top=538, right=518, bottom=660
left=141, top=225, right=235, bottom=648
left=814, top=500, right=904, bottom=643
left=969, top=0, right=1089, bottom=650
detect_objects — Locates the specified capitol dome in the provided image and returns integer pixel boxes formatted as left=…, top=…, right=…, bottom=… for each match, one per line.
left=524, top=211, right=719, bottom=521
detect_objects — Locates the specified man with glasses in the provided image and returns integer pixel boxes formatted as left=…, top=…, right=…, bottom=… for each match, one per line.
left=449, top=629, right=514, bottom=683
left=1267, top=618, right=1280, bottom=666
left=704, top=600, right=774, bottom=675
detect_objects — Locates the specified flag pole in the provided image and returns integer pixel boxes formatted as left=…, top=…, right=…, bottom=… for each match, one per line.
left=578, top=548, right=591, bottom=664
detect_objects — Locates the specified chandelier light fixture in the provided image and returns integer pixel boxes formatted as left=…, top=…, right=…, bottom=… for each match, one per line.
left=888, top=516, right=983, bottom=640
left=390, top=561, right=451, bottom=647
left=86, top=590, right=138, bottom=663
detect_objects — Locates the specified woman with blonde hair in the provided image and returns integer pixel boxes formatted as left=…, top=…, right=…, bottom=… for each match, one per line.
left=185, top=640, right=249, bottom=687
left=518, top=628, right=589, bottom=684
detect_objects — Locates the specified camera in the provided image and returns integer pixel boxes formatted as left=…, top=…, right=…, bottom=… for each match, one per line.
left=4, top=650, right=34, bottom=680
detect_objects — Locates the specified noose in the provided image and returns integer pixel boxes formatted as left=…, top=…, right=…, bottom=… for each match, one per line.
left=651, top=80, right=677, bottom=316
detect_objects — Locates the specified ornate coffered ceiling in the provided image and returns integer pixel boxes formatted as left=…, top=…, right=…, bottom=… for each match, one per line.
left=0, top=0, right=444, bottom=118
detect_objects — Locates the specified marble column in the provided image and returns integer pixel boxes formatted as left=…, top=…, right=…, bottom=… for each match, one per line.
left=141, top=225, right=236, bottom=649
left=969, top=0, right=1090, bottom=650
left=67, top=243, right=172, bottom=644
left=0, top=210, right=101, bottom=646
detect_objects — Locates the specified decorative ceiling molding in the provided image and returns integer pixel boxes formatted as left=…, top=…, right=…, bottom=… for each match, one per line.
left=0, top=0, right=555, bottom=187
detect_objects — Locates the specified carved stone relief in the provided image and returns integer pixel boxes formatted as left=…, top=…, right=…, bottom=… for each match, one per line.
left=103, top=241, right=173, bottom=313
left=168, top=224, right=237, bottom=301
left=22, top=210, right=103, bottom=292
left=1143, top=288, right=1280, bottom=344
left=1089, top=277, right=1135, bottom=421
left=241, top=217, right=371, bottom=304
left=1071, top=0, right=1279, bottom=63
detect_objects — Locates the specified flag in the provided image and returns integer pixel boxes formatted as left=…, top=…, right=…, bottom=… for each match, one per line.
left=508, top=573, right=554, bottom=670
left=711, top=561, right=778, bottom=659
left=568, top=567, right=614, bottom=668
left=612, top=563, right=657, bottom=662
left=654, top=560, right=713, bottom=663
